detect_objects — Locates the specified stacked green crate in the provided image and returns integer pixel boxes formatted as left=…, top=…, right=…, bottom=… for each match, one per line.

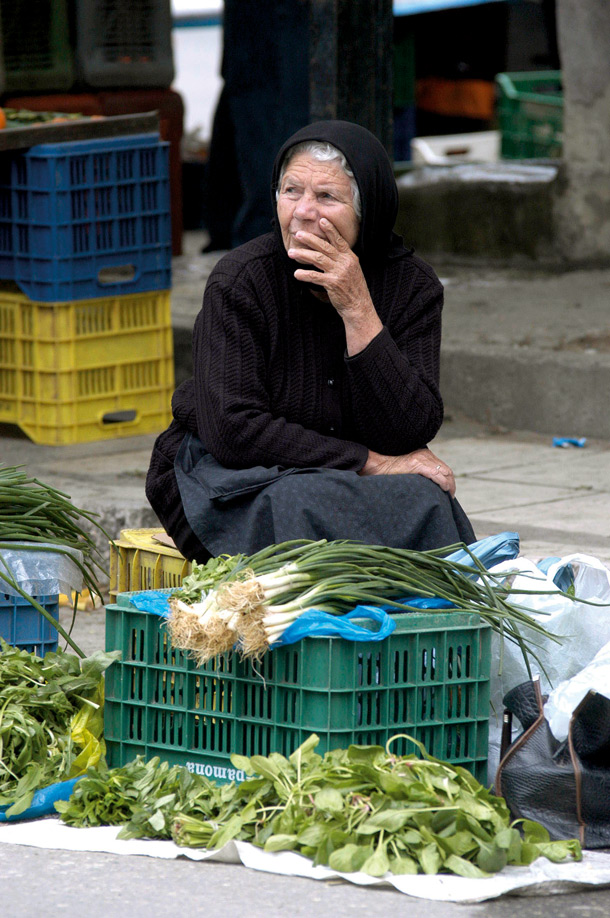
left=496, top=71, right=563, bottom=159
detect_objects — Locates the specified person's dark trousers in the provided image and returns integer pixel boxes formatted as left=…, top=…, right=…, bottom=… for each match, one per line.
left=203, top=85, right=242, bottom=252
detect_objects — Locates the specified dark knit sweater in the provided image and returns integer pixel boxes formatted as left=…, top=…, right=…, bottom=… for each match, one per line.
left=146, top=120, right=446, bottom=546
left=146, top=230, right=444, bottom=524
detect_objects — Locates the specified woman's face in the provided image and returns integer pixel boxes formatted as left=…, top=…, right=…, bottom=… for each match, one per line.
left=277, top=152, right=359, bottom=253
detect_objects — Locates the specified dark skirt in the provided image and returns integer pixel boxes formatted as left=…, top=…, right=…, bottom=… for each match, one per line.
left=173, top=433, right=476, bottom=559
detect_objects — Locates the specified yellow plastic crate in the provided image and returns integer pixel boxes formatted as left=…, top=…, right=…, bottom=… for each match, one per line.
left=109, top=528, right=191, bottom=601
left=0, top=288, right=174, bottom=445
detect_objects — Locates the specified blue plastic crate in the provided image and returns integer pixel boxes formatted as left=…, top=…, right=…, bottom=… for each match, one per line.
left=0, top=133, right=171, bottom=301
left=0, top=591, right=59, bottom=656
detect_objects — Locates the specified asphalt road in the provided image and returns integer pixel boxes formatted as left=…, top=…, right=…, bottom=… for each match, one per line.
left=2, top=837, right=610, bottom=918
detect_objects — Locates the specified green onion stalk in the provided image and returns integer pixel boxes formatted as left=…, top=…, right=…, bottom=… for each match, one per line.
left=168, top=539, right=560, bottom=669
left=0, top=464, right=113, bottom=658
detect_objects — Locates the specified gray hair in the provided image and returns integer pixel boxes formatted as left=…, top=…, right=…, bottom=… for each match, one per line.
left=276, top=140, right=362, bottom=220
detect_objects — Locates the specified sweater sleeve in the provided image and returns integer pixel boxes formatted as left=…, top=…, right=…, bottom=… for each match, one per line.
left=193, top=266, right=368, bottom=471
left=344, top=263, right=444, bottom=455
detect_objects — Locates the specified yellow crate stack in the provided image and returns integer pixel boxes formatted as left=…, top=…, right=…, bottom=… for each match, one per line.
left=109, top=528, right=191, bottom=601
left=0, top=289, right=173, bottom=444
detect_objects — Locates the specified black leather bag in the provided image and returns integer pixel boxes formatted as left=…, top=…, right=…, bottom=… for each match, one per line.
left=495, top=677, right=610, bottom=849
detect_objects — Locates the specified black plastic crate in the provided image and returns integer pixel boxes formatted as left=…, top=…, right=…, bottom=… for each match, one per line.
left=0, top=0, right=74, bottom=93
left=75, top=0, right=174, bottom=89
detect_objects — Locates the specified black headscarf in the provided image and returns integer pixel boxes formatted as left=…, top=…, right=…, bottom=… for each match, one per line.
left=271, top=120, right=405, bottom=267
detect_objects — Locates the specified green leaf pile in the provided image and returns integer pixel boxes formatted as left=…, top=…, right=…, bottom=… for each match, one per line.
left=0, top=641, right=118, bottom=817
left=171, top=553, right=243, bottom=604
left=56, top=734, right=581, bottom=877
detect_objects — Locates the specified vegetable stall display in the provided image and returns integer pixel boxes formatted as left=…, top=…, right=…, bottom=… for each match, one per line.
left=56, top=735, right=581, bottom=877
left=168, top=538, right=558, bottom=668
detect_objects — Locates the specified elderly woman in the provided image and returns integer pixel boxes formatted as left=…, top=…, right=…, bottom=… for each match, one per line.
left=146, top=120, right=475, bottom=562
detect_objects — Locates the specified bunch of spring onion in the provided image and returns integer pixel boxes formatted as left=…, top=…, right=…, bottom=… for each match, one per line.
left=0, top=464, right=110, bottom=657
left=168, top=538, right=559, bottom=669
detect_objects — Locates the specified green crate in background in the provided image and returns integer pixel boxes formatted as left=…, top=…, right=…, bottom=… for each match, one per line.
left=496, top=70, right=563, bottom=159
left=104, top=592, right=491, bottom=785
left=393, top=30, right=416, bottom=109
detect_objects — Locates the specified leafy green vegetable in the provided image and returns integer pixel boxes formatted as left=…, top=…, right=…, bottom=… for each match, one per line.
left=172, top=554, right=244, bottom=604
left=0, top=641, right=118, bottom=816
left=56, top=734, right=582, bottom=877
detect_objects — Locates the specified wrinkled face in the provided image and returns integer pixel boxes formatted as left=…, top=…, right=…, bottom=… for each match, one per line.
left=277, top=151, right=359, bottom=253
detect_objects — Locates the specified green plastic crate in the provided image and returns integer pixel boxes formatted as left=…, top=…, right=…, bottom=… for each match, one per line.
left=496, top=71, right=563, bottom=159
left=393, top=30, right=415, bottom=109
left=104, top=592, right=491, bottom=784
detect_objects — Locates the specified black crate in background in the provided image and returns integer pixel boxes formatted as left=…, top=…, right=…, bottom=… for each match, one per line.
left=74, top=0, right=175, bottom=90
left=0, top=0, right=74, bottom=93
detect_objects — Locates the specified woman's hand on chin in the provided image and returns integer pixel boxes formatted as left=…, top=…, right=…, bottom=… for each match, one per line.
left=359, top=447, right=457, bottom=497
left=288, top=219, right=383, bottom=354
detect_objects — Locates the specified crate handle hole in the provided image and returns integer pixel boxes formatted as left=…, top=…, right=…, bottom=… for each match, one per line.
left=102, top=410, right=137, bottom=425
left=98, top=264, right=137, bottom=285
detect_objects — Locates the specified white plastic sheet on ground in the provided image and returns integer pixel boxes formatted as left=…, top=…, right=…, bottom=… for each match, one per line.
left=1, top=817, right=610, bottom=903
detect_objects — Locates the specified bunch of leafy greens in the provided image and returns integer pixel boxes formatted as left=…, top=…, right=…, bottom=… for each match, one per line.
left=0, top=641, right=119, bottom=817
left=56, top=756, right=232, bottom=838
left=56, top=735, right=581, bottom=877
left=171, top=553, right=243, bottom=604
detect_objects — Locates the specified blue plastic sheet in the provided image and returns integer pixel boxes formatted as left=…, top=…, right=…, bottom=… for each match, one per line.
left=443, top=530, right=519, bottom=571
left=128, top=589, right=173, bottom=618
left=553, top=437, right=586, bottom=448
left=272, top=605, right=396, bottom=647
left=537, top=556, right=575, bottom=593
left=0, top=777, right=81, bottom=823
left=394, top=530, right=520, bottom=611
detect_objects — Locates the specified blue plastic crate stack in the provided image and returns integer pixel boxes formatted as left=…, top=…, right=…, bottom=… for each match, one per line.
left=0, top=132, right=172, bottom=302
left=0, top=131, right=175, bottom=446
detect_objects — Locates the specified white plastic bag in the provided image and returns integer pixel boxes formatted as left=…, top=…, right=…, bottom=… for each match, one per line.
left=487, top=553, right=610, bottom=777
left=544, top=639, right=610, bottom=741
left=0, top=543, right=84, bottom=598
